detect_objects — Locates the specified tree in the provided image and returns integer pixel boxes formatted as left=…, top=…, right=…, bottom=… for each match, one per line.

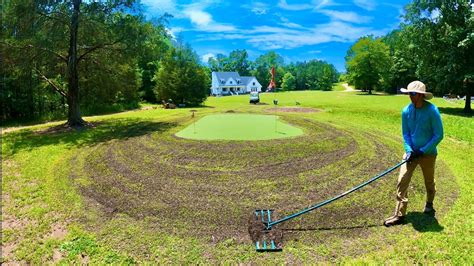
left=303, top=60, right=337, bottom=91
left=207, top=49, right=253, bottom=75
left=345, top=36, right=392, bottom=94
left=154, top=45, right=209, bottom=106
left=2, top=0, right=139, bottom=126
left=252, top=51, right=285, bottom=89
left=403, top=0, right=473, bottom=112
left=227, top=49, right=252, bottom=76
left=382, top=30, right=418, bottom=93
left=208, top=54, right=230, bottom=72
left=281, top=72, right=296, bottom=91
left=136, top=15, right=172, bottom=103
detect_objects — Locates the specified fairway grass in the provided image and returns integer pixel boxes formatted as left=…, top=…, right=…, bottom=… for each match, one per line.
left=2, top=91, right=472, bottom=264
left=175, top=113, right=304, bottom=140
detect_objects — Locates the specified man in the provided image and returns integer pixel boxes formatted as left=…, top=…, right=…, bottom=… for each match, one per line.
left=384, top=81, right=444, bottom=227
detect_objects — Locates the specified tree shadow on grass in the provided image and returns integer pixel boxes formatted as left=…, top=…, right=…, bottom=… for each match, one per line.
left=438, top=107, right=473, bottom=118
left=2, top=119, right=177, bottom=157
left=405, top=211, right=444, bottom=232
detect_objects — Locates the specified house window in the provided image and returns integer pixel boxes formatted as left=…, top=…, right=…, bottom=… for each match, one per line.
left=221, top=79, right=225, bottom=84
left=253, top=82, right=256, bottom=85
left=230, top=81, right=233, bottom=84
left=223, top=88, right=227, bottom=92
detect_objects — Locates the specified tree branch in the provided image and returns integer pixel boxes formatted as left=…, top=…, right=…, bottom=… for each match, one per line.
left=37, top=10, right=69, bottom=24
left=78, top=40, right=122, bottom=62
left=29, top=44, right=68, bottom=62
left=1, top=41, right=68, bottom=62
left=34, top=68, right=68, bottom=98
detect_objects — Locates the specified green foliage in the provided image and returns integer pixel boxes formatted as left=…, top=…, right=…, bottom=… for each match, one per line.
left=401, top=0, right=473, bottom=112
left=382, top=30, right=418, bottom=93
left=346, top=36, right=392, bottom=94
left=281, top=72, right=296, bottom=91
left=208, top=49, right=253, bottom=76
left=338, top=73, right=348, bottom=82
left=154, top=45, right=210, bottom=106
left=305, top=60, right=338, bottom=91
left=1, top=0, right=170, bottom=122
left=252, top=51, right=285, bottom=88
left=135, top=15, right=173, bottom=103
left=286, top=60, right=338, bottom=90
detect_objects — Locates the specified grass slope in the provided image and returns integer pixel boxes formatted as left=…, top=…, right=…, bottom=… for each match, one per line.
left=2, top=90, right=472, bottom=264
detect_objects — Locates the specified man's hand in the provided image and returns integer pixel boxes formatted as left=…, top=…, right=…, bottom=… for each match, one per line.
left=404, top=152, right=412, bottom=162
left=412, top=150, right=424, bottom=158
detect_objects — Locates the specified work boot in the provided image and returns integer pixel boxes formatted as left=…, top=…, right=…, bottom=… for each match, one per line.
left=423, top=202, right=436, bottom=214
left=383, top=215, right=406, bottom=227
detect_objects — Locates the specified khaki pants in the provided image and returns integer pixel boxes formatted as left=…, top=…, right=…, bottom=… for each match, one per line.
left=394, top=154, right=437, bottom=217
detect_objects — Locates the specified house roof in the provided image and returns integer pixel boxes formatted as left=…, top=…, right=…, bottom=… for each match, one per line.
left=240, top=76, right=256, bottom=86
left=213, top=72, right=260, bottom=86
left=214, top=72, right=240, bottom=81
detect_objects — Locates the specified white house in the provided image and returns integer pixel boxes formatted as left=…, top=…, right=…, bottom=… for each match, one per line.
left=210, top=72, right=262, bottom=96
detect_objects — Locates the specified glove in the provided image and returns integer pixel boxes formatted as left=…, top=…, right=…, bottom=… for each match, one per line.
left=412, top=150, right=424, bottom=159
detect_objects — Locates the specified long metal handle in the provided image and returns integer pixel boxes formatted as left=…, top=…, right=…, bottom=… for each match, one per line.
left=266, top=159, right=407, bottom=229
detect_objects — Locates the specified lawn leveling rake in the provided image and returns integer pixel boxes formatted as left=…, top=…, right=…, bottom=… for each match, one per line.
left=249, top=159, right=408, bottom=252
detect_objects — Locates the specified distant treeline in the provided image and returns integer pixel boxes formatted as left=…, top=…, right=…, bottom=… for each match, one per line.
left=1, top=0, right=471, bottom=123
left=207, top=50, right=339, bottom=92
left=344, top=0, right=472, bottom=112
left=1, top=0, right=210, bottom=123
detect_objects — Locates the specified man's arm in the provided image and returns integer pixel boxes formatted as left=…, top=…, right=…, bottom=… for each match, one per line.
left=402, top=109, right=414, bottom=153
left=420, top=107, right=444, bottom=153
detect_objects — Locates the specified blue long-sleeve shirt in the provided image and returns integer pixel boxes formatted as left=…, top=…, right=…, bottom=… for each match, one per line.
left=402, top=101, right=444, bottom=155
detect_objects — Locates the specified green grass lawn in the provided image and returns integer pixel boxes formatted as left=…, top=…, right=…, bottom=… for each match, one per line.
left=332, top=82, right=346, bottom=91
left=175, top=113, right=303, bottom=140
left=2, top=90, right=473, bottom=264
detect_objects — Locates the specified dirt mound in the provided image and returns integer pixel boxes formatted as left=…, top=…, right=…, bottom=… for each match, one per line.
left=248, top=213, right=283, bottom=249
left=267, top=107, right=320, bottom=113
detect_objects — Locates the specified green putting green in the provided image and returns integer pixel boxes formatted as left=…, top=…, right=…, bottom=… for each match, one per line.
left=176, top=113, right=304, bottom=140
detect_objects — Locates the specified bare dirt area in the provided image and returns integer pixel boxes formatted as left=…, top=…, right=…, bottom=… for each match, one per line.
left=68, top=114, right=458, bottom=259
left=266, top=107, right=321, bottom=113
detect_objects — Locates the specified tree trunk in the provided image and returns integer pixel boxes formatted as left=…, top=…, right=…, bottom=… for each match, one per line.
left=464, top=82, right=472, bottom=113
left=67, top=0, right=85, bottom=127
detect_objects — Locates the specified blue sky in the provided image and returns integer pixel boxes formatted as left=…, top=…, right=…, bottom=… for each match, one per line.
left=140, top=0, right=411, bottom=72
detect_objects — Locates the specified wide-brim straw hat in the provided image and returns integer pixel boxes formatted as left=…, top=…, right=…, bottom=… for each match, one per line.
left=400, top=81, right=433, bottom=100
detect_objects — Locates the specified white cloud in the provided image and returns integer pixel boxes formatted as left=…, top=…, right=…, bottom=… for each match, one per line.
left=278, top=16, right=305, bottom=28
left=195, top=18, right=392, bottom=50
left=430, top=9, right=440, bottom=21
left=314, top=0, right=336, bottom=10
left=279, top=22, right=305, bottom=28
left=140, top=0, right=181, bottom=18
left=153, top=0, right=391, bottom=52
left=354, top=0, right=376, bottom=11
left=243, top=20, right=389, bottom=50
left=241, top=2, right=268, bottom=15
left=278, top=0, right=313, bottom=11
left=195, top=33, right=248, bottom=42
left=165, top=27, right=177, bottom=40
left=182, top=4, right=236, bottom=32
left=202, top=53, right=215, bottom=63
left=252, top=7, right=267, bottom=15
left=319, top=9, right=372, bottom=24
left=184, top=9, right=212, bottom=26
